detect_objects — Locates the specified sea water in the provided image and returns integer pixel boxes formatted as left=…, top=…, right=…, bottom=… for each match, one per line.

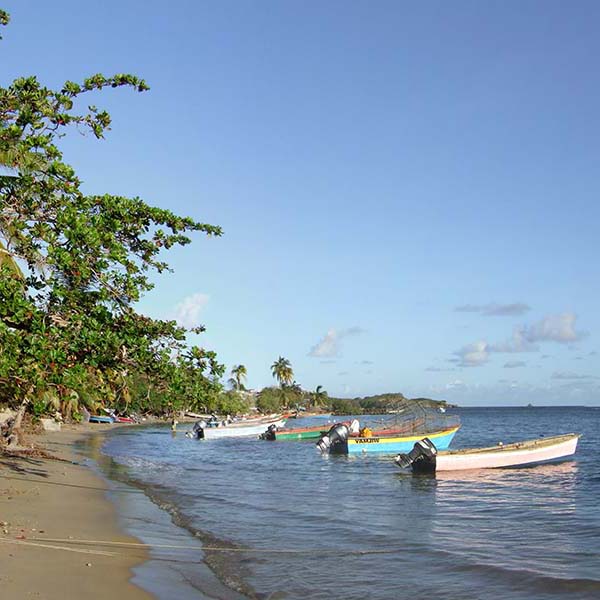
left=99, top=407, right=600, bottom=600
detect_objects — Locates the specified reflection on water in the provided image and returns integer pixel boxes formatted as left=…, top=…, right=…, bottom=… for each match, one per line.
left=101, top=407, right=600, bottom=600
left=433, top=458, right=578, bottom=483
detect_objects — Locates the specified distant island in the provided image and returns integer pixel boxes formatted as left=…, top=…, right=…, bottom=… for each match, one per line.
left=327, top=393, right=451, bottom=415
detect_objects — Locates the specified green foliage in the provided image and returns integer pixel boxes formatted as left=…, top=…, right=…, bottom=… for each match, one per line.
left=271, top=356, right=293, bottom=387
left=213, top=390, right=252, bottom=415
left=256, top=387, right=285, bottom=414
left=0, top=10, right=9, bottom=38
left=31, top=397, right=46, bottom=419
left=0, top=12, right=224, bottom=420
left=312, top=385, right=328, bottom=408
left=330, top=398, right=360, bottom=415
left=228, top=364, right=247, bottom=391
left=327, top=393, right=447, bottom=415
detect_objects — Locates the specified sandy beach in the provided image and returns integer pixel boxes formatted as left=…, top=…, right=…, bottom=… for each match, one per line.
left=0, top=425, right=152, bottom=600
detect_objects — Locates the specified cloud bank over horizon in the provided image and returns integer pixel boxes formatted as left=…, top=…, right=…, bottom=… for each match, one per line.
left=454, top=302, right=531, bottom=316
left=454, top=313, right=586, bottom=367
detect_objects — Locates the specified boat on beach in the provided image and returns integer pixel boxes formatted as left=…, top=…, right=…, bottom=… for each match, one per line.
left=88, top=414, right=114, bottom=424
left=395, top=433, right=580, bottom=472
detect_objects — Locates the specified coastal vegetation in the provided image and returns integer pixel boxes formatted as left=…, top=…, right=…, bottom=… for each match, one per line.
left=0, top=12, right=448, bottom=444
left=327, top=393, right=448, bottom=415
left=228, top=364, right=247, bottom=391
left=0, top=10, right=232, bottom=445
left=271, top=356, right=294, bottom=387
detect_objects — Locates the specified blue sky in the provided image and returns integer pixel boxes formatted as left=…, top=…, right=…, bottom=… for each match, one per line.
left=2, top=1, right=600, bottom=405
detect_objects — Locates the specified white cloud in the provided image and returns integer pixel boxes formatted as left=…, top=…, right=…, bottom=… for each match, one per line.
left=454, top=341, right=490, bottom=367
left=172, top=292, right=209, bottom=329
left=445, top=379, right=467, bottom=389
left=455, top=313, right=586, bottom=367
left=308, top=326, right=365, bottom=358
left=455, top=302, right=530, bottom=316
left=551, top=371, right=597, bottom=380
left=503, top=360, right=526, bottom=369
left=520, top=313, right=585, bottom=344
left=490, top=327, right=538, bottom=353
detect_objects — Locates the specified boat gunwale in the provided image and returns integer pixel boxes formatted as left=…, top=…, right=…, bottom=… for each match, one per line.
left=206, top=416, right=284, bottom=430
left=347, top=425, right=460, bottom=445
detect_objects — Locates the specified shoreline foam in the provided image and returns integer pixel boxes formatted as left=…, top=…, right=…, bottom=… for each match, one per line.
left=92, top=425, right=252, bottom=600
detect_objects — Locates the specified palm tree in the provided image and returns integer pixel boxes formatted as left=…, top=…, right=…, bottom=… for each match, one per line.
left=228, top=364, right=247, bottom=391
left=271, top=356, right=293, bottom=388
left=312, top=385, right=328, bottom=408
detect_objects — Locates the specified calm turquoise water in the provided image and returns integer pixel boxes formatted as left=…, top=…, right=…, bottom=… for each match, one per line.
left=101, top=407, right=600, bottom=600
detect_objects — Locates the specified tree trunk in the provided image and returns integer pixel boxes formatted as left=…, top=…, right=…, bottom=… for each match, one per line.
left=4, top=392, right=32, bottom=449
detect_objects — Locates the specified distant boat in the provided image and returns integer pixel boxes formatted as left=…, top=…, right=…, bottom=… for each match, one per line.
left=260, top=423, right=333, bottom=441
left=187, top=415, right=286, bottom=439
left=395, top=433, right=580, bottom=472
left=89, top=415, right=114, bottom=424
left=317, top=422, right=460, bottom=455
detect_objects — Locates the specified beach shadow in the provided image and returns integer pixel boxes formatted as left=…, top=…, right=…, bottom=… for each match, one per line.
left=0, top=455, right=49, bottom=478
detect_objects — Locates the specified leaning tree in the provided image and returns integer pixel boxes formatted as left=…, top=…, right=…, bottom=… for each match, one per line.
left=0, top=11, right=223, bottom=446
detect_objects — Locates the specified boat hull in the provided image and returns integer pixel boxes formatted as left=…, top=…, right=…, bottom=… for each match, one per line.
left=275, top=427, right=330, bottom=441
left=339, top=426, right=459, bottom=455
left=89, top=415, right=114, bottom=424
left=433, top=433, right=579, bottom=471
left=199, top=418, right=286, bottom=439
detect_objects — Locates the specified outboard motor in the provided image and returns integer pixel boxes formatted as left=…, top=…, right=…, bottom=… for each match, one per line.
left=186, top=420, right=206, bottom=439
left=394, top=438, right=437, bottom=472
left=317, top=423, right=350, bottom=453
left=259, top=424, right=278, bottom=441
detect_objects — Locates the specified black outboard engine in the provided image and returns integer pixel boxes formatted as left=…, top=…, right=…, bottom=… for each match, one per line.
left=316, top=423, right=350, bottom=453
left=394, top=438, right=438, bottom=472
left=186, top=420, right=206, bottom=439
left=259, top=424, right=278, bottom=441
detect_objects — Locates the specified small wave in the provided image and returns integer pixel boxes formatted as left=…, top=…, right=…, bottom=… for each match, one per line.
left=450, top=558, right=600, bottom=597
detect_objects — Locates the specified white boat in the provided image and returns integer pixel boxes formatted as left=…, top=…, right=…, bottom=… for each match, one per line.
left=187, top=416, right=286, bottom=439
left=395, top=433, right=580, bottom=472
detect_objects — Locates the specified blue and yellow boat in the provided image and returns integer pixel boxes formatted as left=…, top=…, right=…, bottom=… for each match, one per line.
left=344, top=426, right=460, bottom=455
left=317, top=422, right=460, bottom=455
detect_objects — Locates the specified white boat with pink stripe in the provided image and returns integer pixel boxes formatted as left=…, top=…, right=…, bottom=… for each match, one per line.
left=395, top=433, right=580, bottom=472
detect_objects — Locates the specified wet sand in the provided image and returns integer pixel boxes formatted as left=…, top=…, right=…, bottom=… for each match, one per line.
left=0, top=425, right=152, bottom=599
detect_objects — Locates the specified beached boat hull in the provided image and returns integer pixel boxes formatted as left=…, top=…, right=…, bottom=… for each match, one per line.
left=335, top=426, right=460, bottom=455
left=89, top=415, right=114, bottom=424
left=194, top=417, right=287, bottom=439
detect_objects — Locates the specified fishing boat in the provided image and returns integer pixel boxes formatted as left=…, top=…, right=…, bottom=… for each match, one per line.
left=187, top=415, right=286, bottom=439
left=395, top=433, right=580, bottom=472
left=115, top=416, right=136, bottom=423
left=317, top=422, right=460, bottom=454
left=316, top=398, right=461, bottom=455
left=88, top=415, right=115, bottom=424
left=259, top=423, right=333, bottom=441
left=259, top=416, right=344, bottom=441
